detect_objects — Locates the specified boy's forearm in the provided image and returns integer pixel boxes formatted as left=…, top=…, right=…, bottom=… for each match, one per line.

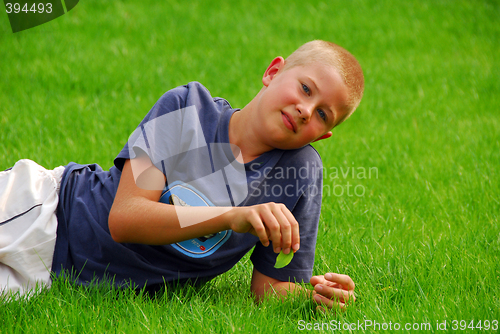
left=254, top=281, right=313, bottom=302
left=109, top=158, right=238, bottom=245
left=109, top=196, right=233, bottom=245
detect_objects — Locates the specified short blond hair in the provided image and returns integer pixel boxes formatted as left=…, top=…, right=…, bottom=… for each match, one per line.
left=283, top=40, right=364, bottom=124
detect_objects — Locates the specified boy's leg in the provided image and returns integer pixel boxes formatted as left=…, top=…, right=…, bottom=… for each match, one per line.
left=0, top=159, right=64, bottom=297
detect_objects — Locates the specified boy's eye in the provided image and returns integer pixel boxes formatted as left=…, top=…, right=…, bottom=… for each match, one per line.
left=317, top=109, right=327, bottom=121
left=302, top=84, right=310, bottom=95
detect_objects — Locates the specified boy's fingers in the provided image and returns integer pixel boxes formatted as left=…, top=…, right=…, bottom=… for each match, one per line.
left=314, top=284, right=354, bottom=304
left=248, top=212, right=269, bottom=247
left=310, top=275, right=335, bottom=287
left=273, top=205, right=293, bottom=253
left=252, top=203, right=299, bottom=254
left=324, top=273, right=355, bottom=291
left=313, top=293, right=346, bottom=310
left=310, top=275, right=327, bottom=286
left=260, top=207, right=282, bottom=252
left=281, top=206, right=299, bottom=252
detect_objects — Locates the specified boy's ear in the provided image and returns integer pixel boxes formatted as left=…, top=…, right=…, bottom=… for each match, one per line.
left=262, top=57, right=285, bottom=87
left=312, top=131, right=332, bottom=142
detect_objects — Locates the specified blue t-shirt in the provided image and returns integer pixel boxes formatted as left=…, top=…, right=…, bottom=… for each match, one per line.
left=52, top=82, right=322, bottom=288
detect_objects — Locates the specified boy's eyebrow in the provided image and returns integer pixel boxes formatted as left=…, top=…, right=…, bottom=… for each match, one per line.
left=310, top=77, right=319, bottom=92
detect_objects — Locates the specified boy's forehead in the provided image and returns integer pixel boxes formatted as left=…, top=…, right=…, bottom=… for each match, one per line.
left=284, top=62, right=343, bottom=87
left=296, top=62, right=341, bottom=84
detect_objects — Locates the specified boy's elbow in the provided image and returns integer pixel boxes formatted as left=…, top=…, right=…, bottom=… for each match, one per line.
left=250, top=283, right=265, bottom=302
left=108, top=207, right=128, bottom=243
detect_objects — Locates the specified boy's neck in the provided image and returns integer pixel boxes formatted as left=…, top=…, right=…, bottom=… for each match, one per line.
left=229, top=95, right=274, bottom=163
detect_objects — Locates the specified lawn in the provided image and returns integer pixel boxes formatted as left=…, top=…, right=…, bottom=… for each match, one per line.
left=1, top=0, right=499, bottom=332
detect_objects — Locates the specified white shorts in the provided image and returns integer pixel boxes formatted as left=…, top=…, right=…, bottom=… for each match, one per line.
left=0, top=159, right=64, bottom=297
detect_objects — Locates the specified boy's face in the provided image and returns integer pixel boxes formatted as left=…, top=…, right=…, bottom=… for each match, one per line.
left=254, top=57, right=349, bottom=150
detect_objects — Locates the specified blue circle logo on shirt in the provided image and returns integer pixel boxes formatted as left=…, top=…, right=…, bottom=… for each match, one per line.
left=159, top=181, right=232, bottom=258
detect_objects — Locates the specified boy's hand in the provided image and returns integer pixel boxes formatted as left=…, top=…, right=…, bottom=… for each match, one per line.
left=310, top=273, right=356, bottom=311
left=227, top=203, right=299, bottom=254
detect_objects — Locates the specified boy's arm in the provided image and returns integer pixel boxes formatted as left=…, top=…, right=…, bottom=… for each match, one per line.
left=108, top=158, right=300, bottom=253
left=251, top=268, right=355, bottom=311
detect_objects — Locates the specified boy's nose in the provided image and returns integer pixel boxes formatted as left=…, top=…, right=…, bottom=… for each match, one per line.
left=297, top=104, right=314, bottom=122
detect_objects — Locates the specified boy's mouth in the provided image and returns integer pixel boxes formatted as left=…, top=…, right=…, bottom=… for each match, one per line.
left=281, top=111, right=296, bottom=133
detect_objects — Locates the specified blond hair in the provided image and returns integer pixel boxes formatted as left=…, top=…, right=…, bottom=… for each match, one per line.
left=283, top=40, right=364, bottom=124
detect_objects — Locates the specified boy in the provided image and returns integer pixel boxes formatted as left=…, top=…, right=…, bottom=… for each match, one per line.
left=1, top=40, right=363, bottom=311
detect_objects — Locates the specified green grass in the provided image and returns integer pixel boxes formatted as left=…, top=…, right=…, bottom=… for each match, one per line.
left=1, top=0, right=499, bottom=332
